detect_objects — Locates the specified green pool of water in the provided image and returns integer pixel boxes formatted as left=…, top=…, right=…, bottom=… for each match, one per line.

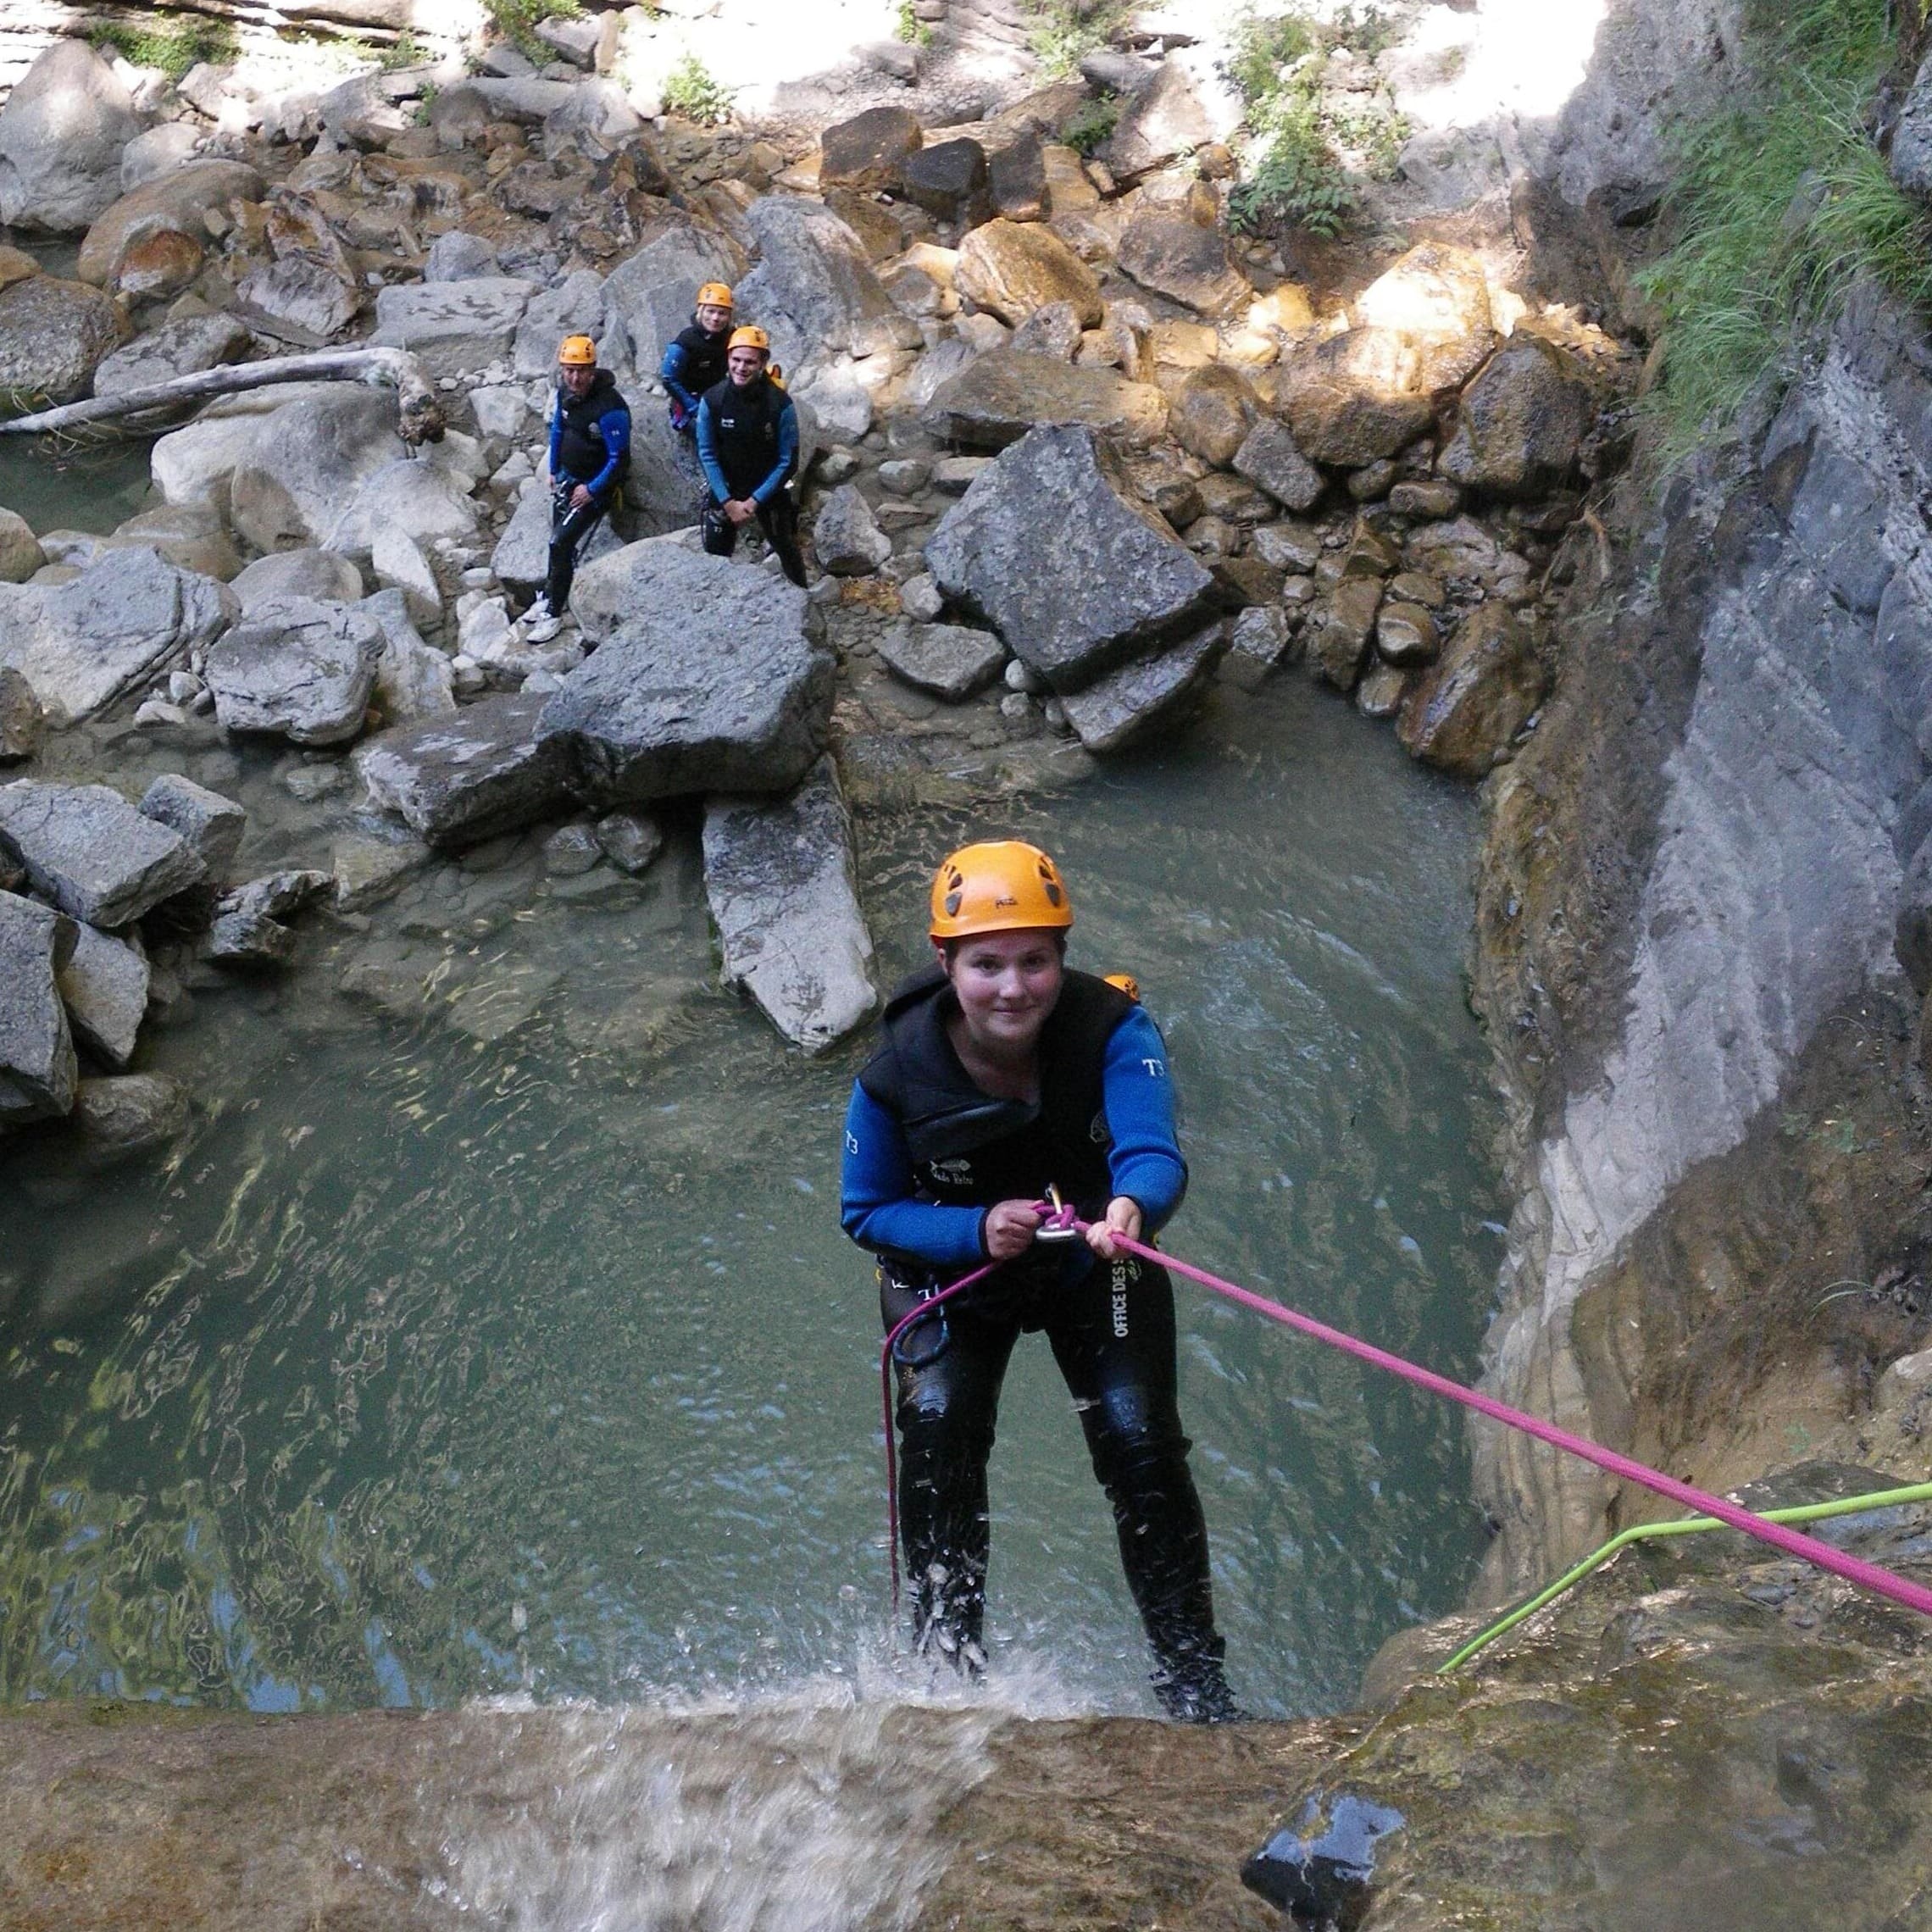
left=0, top=679, right=1502, bottom=1718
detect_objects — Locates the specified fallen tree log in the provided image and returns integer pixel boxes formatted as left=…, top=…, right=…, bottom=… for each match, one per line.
left=0, top=346, right=445, bottom=442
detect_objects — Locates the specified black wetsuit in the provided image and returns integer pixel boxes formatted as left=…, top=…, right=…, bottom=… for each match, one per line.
left=693, top=372, right=807, bottom=587
left=544, top=369, right=630, bottom=615
left=841, top=967, right=1235, bottom=1720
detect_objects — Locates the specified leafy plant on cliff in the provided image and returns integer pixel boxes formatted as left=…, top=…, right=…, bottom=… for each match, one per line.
left=661, top=52, right=734, bottom=125
left=1061, top=94, right=1119, bottom=157
left=482, top=0, right=580, bottom=59
left=89, top=17, right=236, bottom=78
left=1025, top=0, right=1126, bottom=80
left=1639, top=0, right=1932, bottom=459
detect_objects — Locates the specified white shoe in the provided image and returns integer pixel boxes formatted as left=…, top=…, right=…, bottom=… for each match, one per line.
left=522, top=599, right=563, bottom=643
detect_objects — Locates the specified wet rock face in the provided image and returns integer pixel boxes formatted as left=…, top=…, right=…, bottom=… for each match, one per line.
left=1318, top=1467, right=1932, bottom=1932
left=0, top=40, right=141, bottom=234
left=1115, top=210, right=1249, bottom=318
left=1396, top=603, right=1546, bottom=775
left=538, top=540, right=833, bottom=805
left=1439, top=333, right=1597, bottom=499
left=819, top=104, right=924, bottom=192
left=953, top=218, right=1102, bottom=328
left=924, top=424, right=1217, bottom=691
left=1264, top=328, right=1438, bottom=468
left=702, top=756, right=879, bottom=1052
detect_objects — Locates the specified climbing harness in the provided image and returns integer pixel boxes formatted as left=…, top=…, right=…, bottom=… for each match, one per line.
left=876, top=1203, right=1932, bottom=1628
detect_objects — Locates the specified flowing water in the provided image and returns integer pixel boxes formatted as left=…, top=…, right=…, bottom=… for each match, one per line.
left=0, top=666, right=1502, bottom=1726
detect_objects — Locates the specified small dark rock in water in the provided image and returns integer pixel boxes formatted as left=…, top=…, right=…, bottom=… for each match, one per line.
left=595, top=809, right=663, bottom=876
left=68, top=1073, right=189, bottom=1169
left=204, top=908, right=296, bottom=969
left=1241, top=1791, right=1403, bottom=1926
left=542, top=822, right=602, bottom=877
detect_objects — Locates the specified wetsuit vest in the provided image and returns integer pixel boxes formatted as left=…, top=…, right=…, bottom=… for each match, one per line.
left=699, top=373, right=796, bottom=499
left=554, top=369, right=630, bottom=489
left=857, top=964, right=1135, bottom=1228
left=669, top=323, right=730, bottom=404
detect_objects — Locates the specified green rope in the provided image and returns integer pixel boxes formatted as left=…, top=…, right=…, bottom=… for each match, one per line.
left=1439, top=1481, right=1932, bottom=1674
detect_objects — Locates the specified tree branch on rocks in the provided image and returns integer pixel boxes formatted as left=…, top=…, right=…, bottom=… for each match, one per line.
left=0, top=347, right=445, bottom=445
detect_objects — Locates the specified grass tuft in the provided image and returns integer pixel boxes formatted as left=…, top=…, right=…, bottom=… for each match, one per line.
left=661, top=51, right=734, bottom=125
left=1638, top=0, right=1932, bottom=458
left=89, top=17, right=237, bottom=78
left=482, top=0, right=581, bottom=58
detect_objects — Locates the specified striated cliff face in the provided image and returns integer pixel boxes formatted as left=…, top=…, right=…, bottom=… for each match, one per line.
left=1468, top=272, right=1932, bottom=1596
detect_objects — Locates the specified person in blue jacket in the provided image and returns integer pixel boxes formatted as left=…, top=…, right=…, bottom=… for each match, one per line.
left=659, top=280, right=736, bottom=436
left=841, top=840, right=1240, bottom=1723
left=522, top=333, right=630, bottom=644
left=694, top=325, right=807, bottom=587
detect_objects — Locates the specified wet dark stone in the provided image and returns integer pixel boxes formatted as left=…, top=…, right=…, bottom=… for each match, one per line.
left=1241, top=1792, right=1403, bottom=1927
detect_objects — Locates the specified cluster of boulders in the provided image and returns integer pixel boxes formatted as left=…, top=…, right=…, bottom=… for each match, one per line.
left=0, top=767, right=333, bottom=1163
left=0, top=19, right=1634, bottom=1106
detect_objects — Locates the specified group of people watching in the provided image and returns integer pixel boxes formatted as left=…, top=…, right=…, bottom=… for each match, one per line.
left=519, top=281, right=805, bottom=644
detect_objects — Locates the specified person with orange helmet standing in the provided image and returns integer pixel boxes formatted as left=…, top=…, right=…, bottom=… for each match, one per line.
left=659, top=282, right=736, bottom=436
left=522, top=333, right=630, bottom=644
left=841, top=841, right=1241, bottom=1723
left=694, top=325, right=807, bottom=587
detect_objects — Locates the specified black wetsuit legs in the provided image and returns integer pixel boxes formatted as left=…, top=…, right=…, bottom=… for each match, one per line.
left=700, top=491, right=808, bottom=586
left=544, top=482, right=608, bottom=613
left=883, top=1252, right=1230, bottom=1713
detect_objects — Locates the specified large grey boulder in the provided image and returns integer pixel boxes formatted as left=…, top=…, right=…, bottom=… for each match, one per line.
left=230, top=547, right=364, bottom=616
left=1262, top=327, right=1440, bottom=468
left=0, top=41, right=142, bottom=233
left=812, top=485, right=892, bottom=576
left=876, top=620, right=1006, bottom=699
left=919, top=351, right=1169, bottom=451
left=75, top=161, right=265, bottom=286
left=0, top=547, right=233, bottom=724
left=702, top=756, right=878, bottom=1053
left=514, top=268, right=607, bottom=378
left=139, top=773, right=246, bottom=880
left=0, top=508, right=44, bottom=586
left=1396, top=603, right=1546, bottom=777
left=91, top=313, right=253, bottom=399
left=355, top=690, right=575, bottom=847
left=227, top=387, right=407, bottom=554
left=538, top=540, right=834, bottom=804
left=1056, top=622, right=1226, bottom=752
left=598, top=223, right=746, bottom=381
left=733, top=197, right=920, bottom=379
left=1102, top=61, right=1217, bottom=180
left=924, top=425, right=1218, bottom=690
left=424, top=230, right=500, bottom=281
left=1438, top=334, right=1596, bottom=499
left=233, top=251, right=361, bottom=346
left=325, top=460, right=480, bottom=565
left=819, top=105, right=924, bottom=192
left=57, top=922, right=150, bottom=1069
left=1233, top=419, right=1324, bottom=512
left=541, top=79, right=646, bottom=163
left=362, top=589, right=455, bottom=724
left=0, top=889, right=76, bottom=1122
left=0, top=781, right=205, bottom=928
left=0, top=274, right=126, bottom=405
left=203, top=597, right=384, bottom=746
left=371, top=277, right=536, bottom=383
left=953, top=219, right=1102, bottom=327
left=0, top=664, right=43, bottom=761
left=1115, top=211, right=1248, bottom=317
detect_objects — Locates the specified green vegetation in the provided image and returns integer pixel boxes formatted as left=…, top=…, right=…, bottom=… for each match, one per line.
left=1639, top=0, right=1932, bottom=458
left=482, top=0, right=580, bottom=58
left=894, top=0, right=934, bottom=47
left=1220, top=4, right=1407, bottom=239
left=661, top=51, right=734, bottom=125
left=1025, top=0, right=1125, bottom=80
left=1060, top=94, right=1119, bottom=158
left=88, top=16, right=236, bottom=78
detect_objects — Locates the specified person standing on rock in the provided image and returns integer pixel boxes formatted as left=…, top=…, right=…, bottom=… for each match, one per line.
left=660, top=281, right=736, bottom=437
left=522, top=333, right=631, bottom=645
left=840, top=841, right=1242, bottom=1724
left=694, top=325, right=808, bottom=588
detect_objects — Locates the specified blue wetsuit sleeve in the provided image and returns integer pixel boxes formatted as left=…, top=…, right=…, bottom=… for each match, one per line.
left=695, top=396, right=730, bottom=503
left=547, top=399, right=562, bottom=479
left=660, top=341, right=696, bottom=416
left=1102, top=1007, right=1188, bottom=1230
left=841, top=1083, right=989, bottom=1271
left=749, top=396, right=798, bottom=504
left=584, top=405, right=630, bottom=498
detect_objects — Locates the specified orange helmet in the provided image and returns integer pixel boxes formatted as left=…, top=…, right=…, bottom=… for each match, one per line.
left=930, top=841, right=1074, bottom=941
left=1104, top=972, right=1141, bottom=1002
left=728, top=325, right=770, bottom=355
left=557, top=334, right=597, bottom=367
left=696, top=282, right=736, bottom=310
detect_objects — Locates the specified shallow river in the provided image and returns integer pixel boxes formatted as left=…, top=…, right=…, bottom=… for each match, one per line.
left=0, top=533, right=1500, bottom=1719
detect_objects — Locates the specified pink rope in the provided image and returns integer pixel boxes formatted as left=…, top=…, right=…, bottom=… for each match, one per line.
left=1080, top=1221, right=1932, bottom=1622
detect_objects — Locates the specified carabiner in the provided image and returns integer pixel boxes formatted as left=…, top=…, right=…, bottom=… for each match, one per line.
left=1033, top=1183, right=1083, bottom=1243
